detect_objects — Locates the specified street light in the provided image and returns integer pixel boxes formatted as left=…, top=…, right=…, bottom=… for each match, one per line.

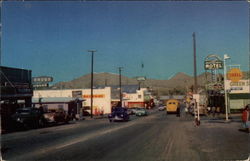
left=88, top=50, right=97, bottom=118
left=224, top=54, right=230, bottom=121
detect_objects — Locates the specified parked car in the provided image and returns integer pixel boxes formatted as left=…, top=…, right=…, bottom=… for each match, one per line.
left=108, top=107, right=130, bottom=122
left=135, top=108, right=148, bottom=116
left=126, top=108, right=133, bottom=115
left=158, top=106, right=166, bottom=111
left=43, top=109, right=70, bottom=124
left=82, top=106, right=91, bottom=116
left=12, top=107, right=45, bottom=129
left=130, top=107, right=140, bottom=115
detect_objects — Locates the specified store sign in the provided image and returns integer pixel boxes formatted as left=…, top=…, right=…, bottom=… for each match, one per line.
left=137, top=76, right=146, bottom=81
left=225, top=80, right=250, bottom=93
left=204, top=60, right=223, bottom=70
left=72, top=91, right=82, bottom=98
left=227, top=68, right=243, bottom=82
left=32, top=76, right=53, bottom=83
left=206, top=83, right=223, bottom=90
left=83, top=94, right=105, bottom=98
left=33, top=84, right=49, bottom=88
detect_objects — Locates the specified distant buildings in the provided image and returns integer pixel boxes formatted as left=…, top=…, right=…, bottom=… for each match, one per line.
left=33, top=86, right=153, bottom=117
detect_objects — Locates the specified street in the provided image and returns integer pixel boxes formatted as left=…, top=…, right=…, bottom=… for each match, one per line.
left=1, top=108, right=249, bottom=161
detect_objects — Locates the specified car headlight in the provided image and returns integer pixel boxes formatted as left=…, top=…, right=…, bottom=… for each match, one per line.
left=17, top=117, right=23, bottom=122
left=121, top=114, right=124, bottom=117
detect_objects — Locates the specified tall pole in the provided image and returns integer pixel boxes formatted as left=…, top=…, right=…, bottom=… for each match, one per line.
left=118, top=67, right=123, bottom=106
left=223, top=54, right=230, bottom=121
left=0, top=0, right=2, bottom=66
left=193, top=32, right=198, bottom=94
left=193, top=33, right=199, bottom=123
left=88, top=50, right=97, bottom=118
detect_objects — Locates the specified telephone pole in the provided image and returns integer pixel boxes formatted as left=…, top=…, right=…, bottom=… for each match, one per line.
left=193, top=32, right=198, bottom=94
left=118, top=67, right=123, bottom=106
left=88, top=50, right=97, bottom=118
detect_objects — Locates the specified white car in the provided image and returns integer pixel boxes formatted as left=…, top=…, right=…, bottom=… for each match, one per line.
left=135, top=108, right=148, bottom=116
left=158, top=106, right=166, bottom=111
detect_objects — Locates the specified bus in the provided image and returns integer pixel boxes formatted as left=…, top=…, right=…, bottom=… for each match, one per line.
left=165, top=99, right=180, bottom=114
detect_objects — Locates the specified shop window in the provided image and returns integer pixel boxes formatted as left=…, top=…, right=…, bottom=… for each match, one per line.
left=58, top=105, right=63, bottom=109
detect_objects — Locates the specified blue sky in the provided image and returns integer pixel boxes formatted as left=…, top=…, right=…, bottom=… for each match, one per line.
left=2, top=1, right=249, bottom=82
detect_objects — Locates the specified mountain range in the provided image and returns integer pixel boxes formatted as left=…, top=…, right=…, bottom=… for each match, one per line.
left=51, top=71, right=249, bottom=95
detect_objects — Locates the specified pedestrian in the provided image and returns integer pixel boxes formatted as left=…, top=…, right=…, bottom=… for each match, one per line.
left=216, top=107, right=220, bottom=117
left=212, top=106, right=216, bottom=118
left=39, top=104, right=44, bottom=114
left=176, top=107, right=180, bottom=117
left=207, top=106, right=211, bottom=116
left=241, top=105, right=250, bottom=133
left=71, top=108, right=77, bottom=121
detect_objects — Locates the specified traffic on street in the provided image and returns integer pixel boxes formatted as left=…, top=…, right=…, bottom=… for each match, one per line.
left=1, top=105, right=249, bottom=161
left=1, top=2, right=250, bottom=161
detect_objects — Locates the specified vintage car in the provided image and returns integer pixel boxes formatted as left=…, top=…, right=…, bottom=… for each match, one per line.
left=158, top=106, right=166, bottom=111
left=12, top=107, right=45, bottom=129
left=43, top=109, right=70, bottom=124
left=108, top=107, right=130, bottom=122
left=135, top=108, right=148, bottom=116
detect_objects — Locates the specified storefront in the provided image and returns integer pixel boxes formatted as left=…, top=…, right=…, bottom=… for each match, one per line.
left=33, top=87, right=112, bottom=115
left=122, top=88, right=153, bottom=108
left=225, top=80, right=250, bottom=112
left=32, top=97, right=84, bottom=118
left=0, top=66, right=33, bottom=133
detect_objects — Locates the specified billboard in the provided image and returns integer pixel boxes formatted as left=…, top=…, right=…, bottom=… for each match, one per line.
left=227, top=68, right=243, bottom=82
left=204, top=60, right=223, bottom=70
left=32, top=76, right=53, bottom=83
left=0, top=66, right=33, bottom=99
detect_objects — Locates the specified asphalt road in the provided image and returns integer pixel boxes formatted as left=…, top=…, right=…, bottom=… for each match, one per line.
left=1, top=109, right=249, bottom=161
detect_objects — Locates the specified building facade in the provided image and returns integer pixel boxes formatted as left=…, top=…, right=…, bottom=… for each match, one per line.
left=0, top=66, right=33, bottom=133
left=33, top=87, right=112, bottom=115
left=225, top=79, right=250, bottom=111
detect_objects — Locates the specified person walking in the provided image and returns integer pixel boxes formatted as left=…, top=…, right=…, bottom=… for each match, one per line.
left=241, top=105, right=250, bottom=133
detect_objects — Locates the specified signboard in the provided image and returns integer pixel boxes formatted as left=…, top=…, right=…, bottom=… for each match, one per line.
left=72, top=91, right=82, bottom=98
left=32, top=76, right=53, bottom=83
left=137, top=76, right=146, bottom=81
left=206, top=83, right=223, bottom=90
left=227, top=68, right=243, bottom=82
left=225, top=80, right=250, bottom=94
left=204, top=60, right=223, bottom=70
left=83, top=94, right=105, bottom=98
left=33, top=84, right=49, bottom=88
left=0, top=66, right=33, bottom=99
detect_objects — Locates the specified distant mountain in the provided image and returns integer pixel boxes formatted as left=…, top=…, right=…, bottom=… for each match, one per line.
left=51, top=71, right=249, bottom=95
left=52, top=72, right=138, bottom=89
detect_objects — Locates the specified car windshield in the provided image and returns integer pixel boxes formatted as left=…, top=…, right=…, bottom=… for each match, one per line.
left=17, top=109, right=31, bottom=114
left=114, top=107, right=125, bottom=112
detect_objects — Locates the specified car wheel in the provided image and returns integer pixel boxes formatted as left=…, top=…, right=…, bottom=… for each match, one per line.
left=38, top=119, right=45, bottom=128
left=23, top=123, right=30, bottom=130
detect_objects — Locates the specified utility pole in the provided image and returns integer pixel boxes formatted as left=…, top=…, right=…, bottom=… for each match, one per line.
left=88, top=50, right=97, bottom=118
left=0, top=0, right=2, bottom=66
left=193, top=32, right=199, bottom=124
left=118, top=67, right=123, bottom=106
left=193, top=32, right=198, bottom=94
left=223, top=54, right=230, bottom=121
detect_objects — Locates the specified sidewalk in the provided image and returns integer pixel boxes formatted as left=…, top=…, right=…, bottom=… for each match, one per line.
left=202, top=113, right=242, bottom=123
left=82, top=114, right=108, bottom=121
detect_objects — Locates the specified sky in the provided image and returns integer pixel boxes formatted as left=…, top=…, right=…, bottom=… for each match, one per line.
left=2, top=1, right=249, bottom=83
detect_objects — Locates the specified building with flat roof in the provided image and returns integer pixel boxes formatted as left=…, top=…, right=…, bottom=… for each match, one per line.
left=0, top=66, right=33, bottom=133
